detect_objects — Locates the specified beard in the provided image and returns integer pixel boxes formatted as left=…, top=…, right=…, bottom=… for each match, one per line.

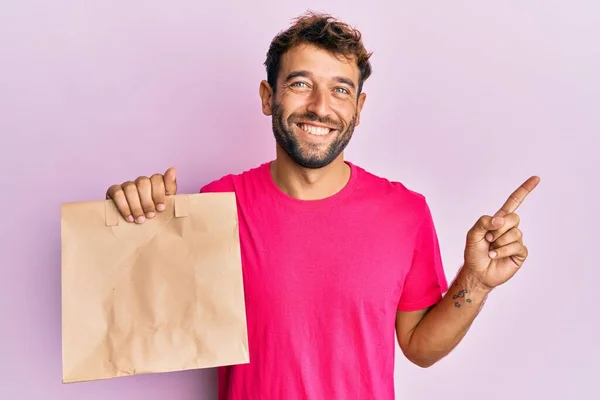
left=271, top=100, right=357, bottom=169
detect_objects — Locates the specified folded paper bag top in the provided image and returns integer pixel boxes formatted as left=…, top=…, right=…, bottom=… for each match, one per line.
left=60, top=193, right=249, bottom=383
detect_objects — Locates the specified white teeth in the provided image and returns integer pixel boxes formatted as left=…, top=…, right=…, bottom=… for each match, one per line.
left=299, top=124, right=331, bottom=136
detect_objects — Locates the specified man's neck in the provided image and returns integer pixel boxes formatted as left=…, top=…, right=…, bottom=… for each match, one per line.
left=270, top=147, right=351, bottom=201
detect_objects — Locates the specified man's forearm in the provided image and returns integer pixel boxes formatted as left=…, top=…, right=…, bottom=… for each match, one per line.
left=407, top=268, right=492, bottom=367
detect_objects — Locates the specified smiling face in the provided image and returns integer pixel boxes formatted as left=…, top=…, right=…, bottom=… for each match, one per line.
left=260, top=43, right=367, bottom=169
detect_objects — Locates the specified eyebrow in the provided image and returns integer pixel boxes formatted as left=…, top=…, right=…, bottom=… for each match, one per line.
left=284, top=70, right=356, bottom=91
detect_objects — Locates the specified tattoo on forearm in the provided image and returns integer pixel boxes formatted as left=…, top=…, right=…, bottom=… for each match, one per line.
left=452, top=289, right=473, bottom=308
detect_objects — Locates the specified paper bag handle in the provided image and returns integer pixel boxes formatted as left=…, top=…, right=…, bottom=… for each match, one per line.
left=104, top=195, right=190, bottom=226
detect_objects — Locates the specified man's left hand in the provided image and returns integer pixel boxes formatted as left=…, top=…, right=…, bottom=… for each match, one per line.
left=463, top=176, right=541, bottom=291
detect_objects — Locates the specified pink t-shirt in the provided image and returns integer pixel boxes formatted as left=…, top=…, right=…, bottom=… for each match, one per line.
left=200, top=161, right=448, bottom=400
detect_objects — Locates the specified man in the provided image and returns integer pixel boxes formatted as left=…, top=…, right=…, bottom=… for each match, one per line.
left=106, top=11, right=539, bottom=400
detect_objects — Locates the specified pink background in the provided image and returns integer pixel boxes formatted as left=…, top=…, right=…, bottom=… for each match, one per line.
left=1, top=1, right=598, bottom=399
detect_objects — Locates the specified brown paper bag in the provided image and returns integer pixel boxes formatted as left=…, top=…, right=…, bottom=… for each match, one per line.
left=60, top=193, right=249, bottom=383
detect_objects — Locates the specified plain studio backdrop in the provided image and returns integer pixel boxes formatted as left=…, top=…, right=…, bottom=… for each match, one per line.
left=1, top=1, right=598, bottom=399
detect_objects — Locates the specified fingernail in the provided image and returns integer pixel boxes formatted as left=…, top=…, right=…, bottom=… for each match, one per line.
left=489, top=251, right=497, bottom=258
left=126, top=215, right=134, bottom=223
left=492, top=217, right=504, bottom=225
left=485, top=233, right=494, bottom=242
left=136, top=216, right=145, bottom=223
left=156, top=204, right=165, bottom=212
left=147, top=212, right=155, bottom=218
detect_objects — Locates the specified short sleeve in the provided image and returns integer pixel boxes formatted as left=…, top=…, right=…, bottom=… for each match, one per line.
left=398, top=200, right=449, bottom=312
left=199, top=174, right=235, bottom=194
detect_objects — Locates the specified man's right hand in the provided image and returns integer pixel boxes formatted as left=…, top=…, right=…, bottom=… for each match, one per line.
left=106, top=167, right=177, bottom=224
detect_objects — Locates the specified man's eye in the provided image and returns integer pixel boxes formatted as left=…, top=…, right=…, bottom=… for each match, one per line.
left=334, top=87, right=349, bottom=94
left=292, top=82, right=308, bottom=88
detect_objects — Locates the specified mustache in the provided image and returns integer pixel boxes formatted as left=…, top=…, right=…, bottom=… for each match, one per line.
left=288, top=112, right=343, bottom=130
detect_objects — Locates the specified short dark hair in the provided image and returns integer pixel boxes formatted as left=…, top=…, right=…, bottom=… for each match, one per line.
left=264, top=11, right=373, bottom=94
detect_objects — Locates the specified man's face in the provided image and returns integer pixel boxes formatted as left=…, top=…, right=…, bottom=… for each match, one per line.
left=260, top=44, right=366, bottom=169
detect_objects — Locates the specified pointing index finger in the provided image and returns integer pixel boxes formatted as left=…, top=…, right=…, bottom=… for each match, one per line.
left=494, top=175, right=541, bottom=217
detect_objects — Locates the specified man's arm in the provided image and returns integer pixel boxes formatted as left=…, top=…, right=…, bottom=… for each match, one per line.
left=395, top=268, right=491, bottom=368
left=395, top=176, right=538, bottom=368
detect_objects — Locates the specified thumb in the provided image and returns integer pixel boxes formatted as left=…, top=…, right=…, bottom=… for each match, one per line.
left=467, top=215, right=505, bottom=243
left=164, top=167, right=177, bottom=195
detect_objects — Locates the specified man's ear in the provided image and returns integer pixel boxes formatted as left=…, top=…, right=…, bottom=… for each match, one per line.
left=259, top=80, right=274, bottom=116
left=355, top=92, right=367, bottom=126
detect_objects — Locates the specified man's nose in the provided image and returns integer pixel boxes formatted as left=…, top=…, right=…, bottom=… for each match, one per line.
left=306, top=88, right=332, bottom=118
